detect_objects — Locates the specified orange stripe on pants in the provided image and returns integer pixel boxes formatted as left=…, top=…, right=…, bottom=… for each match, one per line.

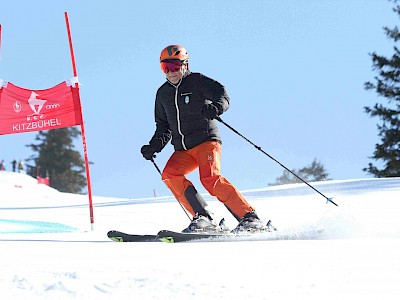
left=161, top=141, right=254, bottom=219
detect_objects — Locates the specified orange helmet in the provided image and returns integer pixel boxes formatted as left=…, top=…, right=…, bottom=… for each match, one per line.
left=160, top=45, right=189, bottom=64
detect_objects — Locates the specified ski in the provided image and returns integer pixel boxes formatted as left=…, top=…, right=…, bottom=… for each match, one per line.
left=107, top=230, right=161, bottom=242
left=157, top=230, right=235, bottom=243
left=107, top=229, right=270, bottom=243
left=158, top=220, right=277, bottom=243
left=108, top=221, right=277, bottom=243
left=157, top=229, right=279, bottom=243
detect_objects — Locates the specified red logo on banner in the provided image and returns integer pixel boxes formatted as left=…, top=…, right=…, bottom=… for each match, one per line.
left=0, top=78, right=83, bottom=135
left=13, top=101, right=22, bottom=113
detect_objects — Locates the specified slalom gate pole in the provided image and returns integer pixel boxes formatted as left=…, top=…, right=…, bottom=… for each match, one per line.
left=65, top=12, right=96, bottom=229
left=216, top=117, right=338, bottom=206
left=150, top=158, right=192, bottom=220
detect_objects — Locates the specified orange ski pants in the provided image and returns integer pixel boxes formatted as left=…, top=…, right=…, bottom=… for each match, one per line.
left=161, top=141, right=255, bottom=220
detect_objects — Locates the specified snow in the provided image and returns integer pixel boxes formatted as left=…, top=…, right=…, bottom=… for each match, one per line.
left=1, top=171, right=400, bottom=299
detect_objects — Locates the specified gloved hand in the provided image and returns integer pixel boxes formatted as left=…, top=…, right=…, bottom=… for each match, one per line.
left=201, top=104, right=219, bottom=120
left=141, top=145, right=156, bottom=160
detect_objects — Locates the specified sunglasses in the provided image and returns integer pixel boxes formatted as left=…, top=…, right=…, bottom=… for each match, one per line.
left=160, top=59, right=182, bottom=74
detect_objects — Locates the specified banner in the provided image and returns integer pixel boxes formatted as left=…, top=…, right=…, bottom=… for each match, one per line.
left=0, top=77, right=82, bottom=135
left=37, top=177, right=50, bottom=185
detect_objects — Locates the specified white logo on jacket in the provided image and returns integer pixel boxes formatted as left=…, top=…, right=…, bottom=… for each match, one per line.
left=181, top=92, right=191, bottom=104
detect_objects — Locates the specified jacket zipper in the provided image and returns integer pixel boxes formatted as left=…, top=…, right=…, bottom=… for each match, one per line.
left=174, top=84, right=187, bottom=150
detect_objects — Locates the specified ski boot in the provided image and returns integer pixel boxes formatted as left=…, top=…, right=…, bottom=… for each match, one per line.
left=231, top=211, right=276, bottom=234
left=182, top=213, right=221, bottom=233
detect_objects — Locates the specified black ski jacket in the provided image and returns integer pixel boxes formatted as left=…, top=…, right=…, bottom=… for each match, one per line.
left=149, top=72, right=230, bottom=152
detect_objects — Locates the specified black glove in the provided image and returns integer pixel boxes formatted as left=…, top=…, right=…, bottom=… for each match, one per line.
left=201, top=104, right=219, bottom=120
left=141, top=145, right=156, bottom=160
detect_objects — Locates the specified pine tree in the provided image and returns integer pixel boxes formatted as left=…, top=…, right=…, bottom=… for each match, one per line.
left=364, top=1, right=400, bottom=177
left=26, top=127, right=87, bottom=193
left=298, top=159, right=330, bottom=182
left=271, top=159, right=330, bottom=185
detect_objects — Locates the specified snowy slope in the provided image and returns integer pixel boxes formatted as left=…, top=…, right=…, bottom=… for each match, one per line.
left=0, top=171, right=399, bottom=299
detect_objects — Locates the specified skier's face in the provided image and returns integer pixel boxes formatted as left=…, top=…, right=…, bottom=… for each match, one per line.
left=166, top=65, right=187, bottom=84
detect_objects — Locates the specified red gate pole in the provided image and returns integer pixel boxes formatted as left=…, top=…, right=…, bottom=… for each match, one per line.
left=65, top=12, right=95, bottom=230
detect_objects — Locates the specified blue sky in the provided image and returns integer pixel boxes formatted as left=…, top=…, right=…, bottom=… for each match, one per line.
left=0, top=1, right=398, bottom=199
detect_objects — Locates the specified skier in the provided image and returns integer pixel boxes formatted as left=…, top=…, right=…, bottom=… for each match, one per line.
left=141, top=45, right=270, bottom=233
left=11, top=159, right=17, bottom=172
left=18, top=160, right=24, bottom=173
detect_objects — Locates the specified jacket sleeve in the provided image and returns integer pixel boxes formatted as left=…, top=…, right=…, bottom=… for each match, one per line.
left=148, top=96, right=171, bottom=153
left=199, top=74, right=230, bottom=116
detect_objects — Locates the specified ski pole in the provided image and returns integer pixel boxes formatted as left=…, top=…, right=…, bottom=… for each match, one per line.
left=150, top=158, right=192, bottom=219
left=216, top=117, right=338, bottom=207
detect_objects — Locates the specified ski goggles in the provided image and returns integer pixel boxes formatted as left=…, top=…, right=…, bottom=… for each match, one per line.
left=160, top=59, right=182, bottom=74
